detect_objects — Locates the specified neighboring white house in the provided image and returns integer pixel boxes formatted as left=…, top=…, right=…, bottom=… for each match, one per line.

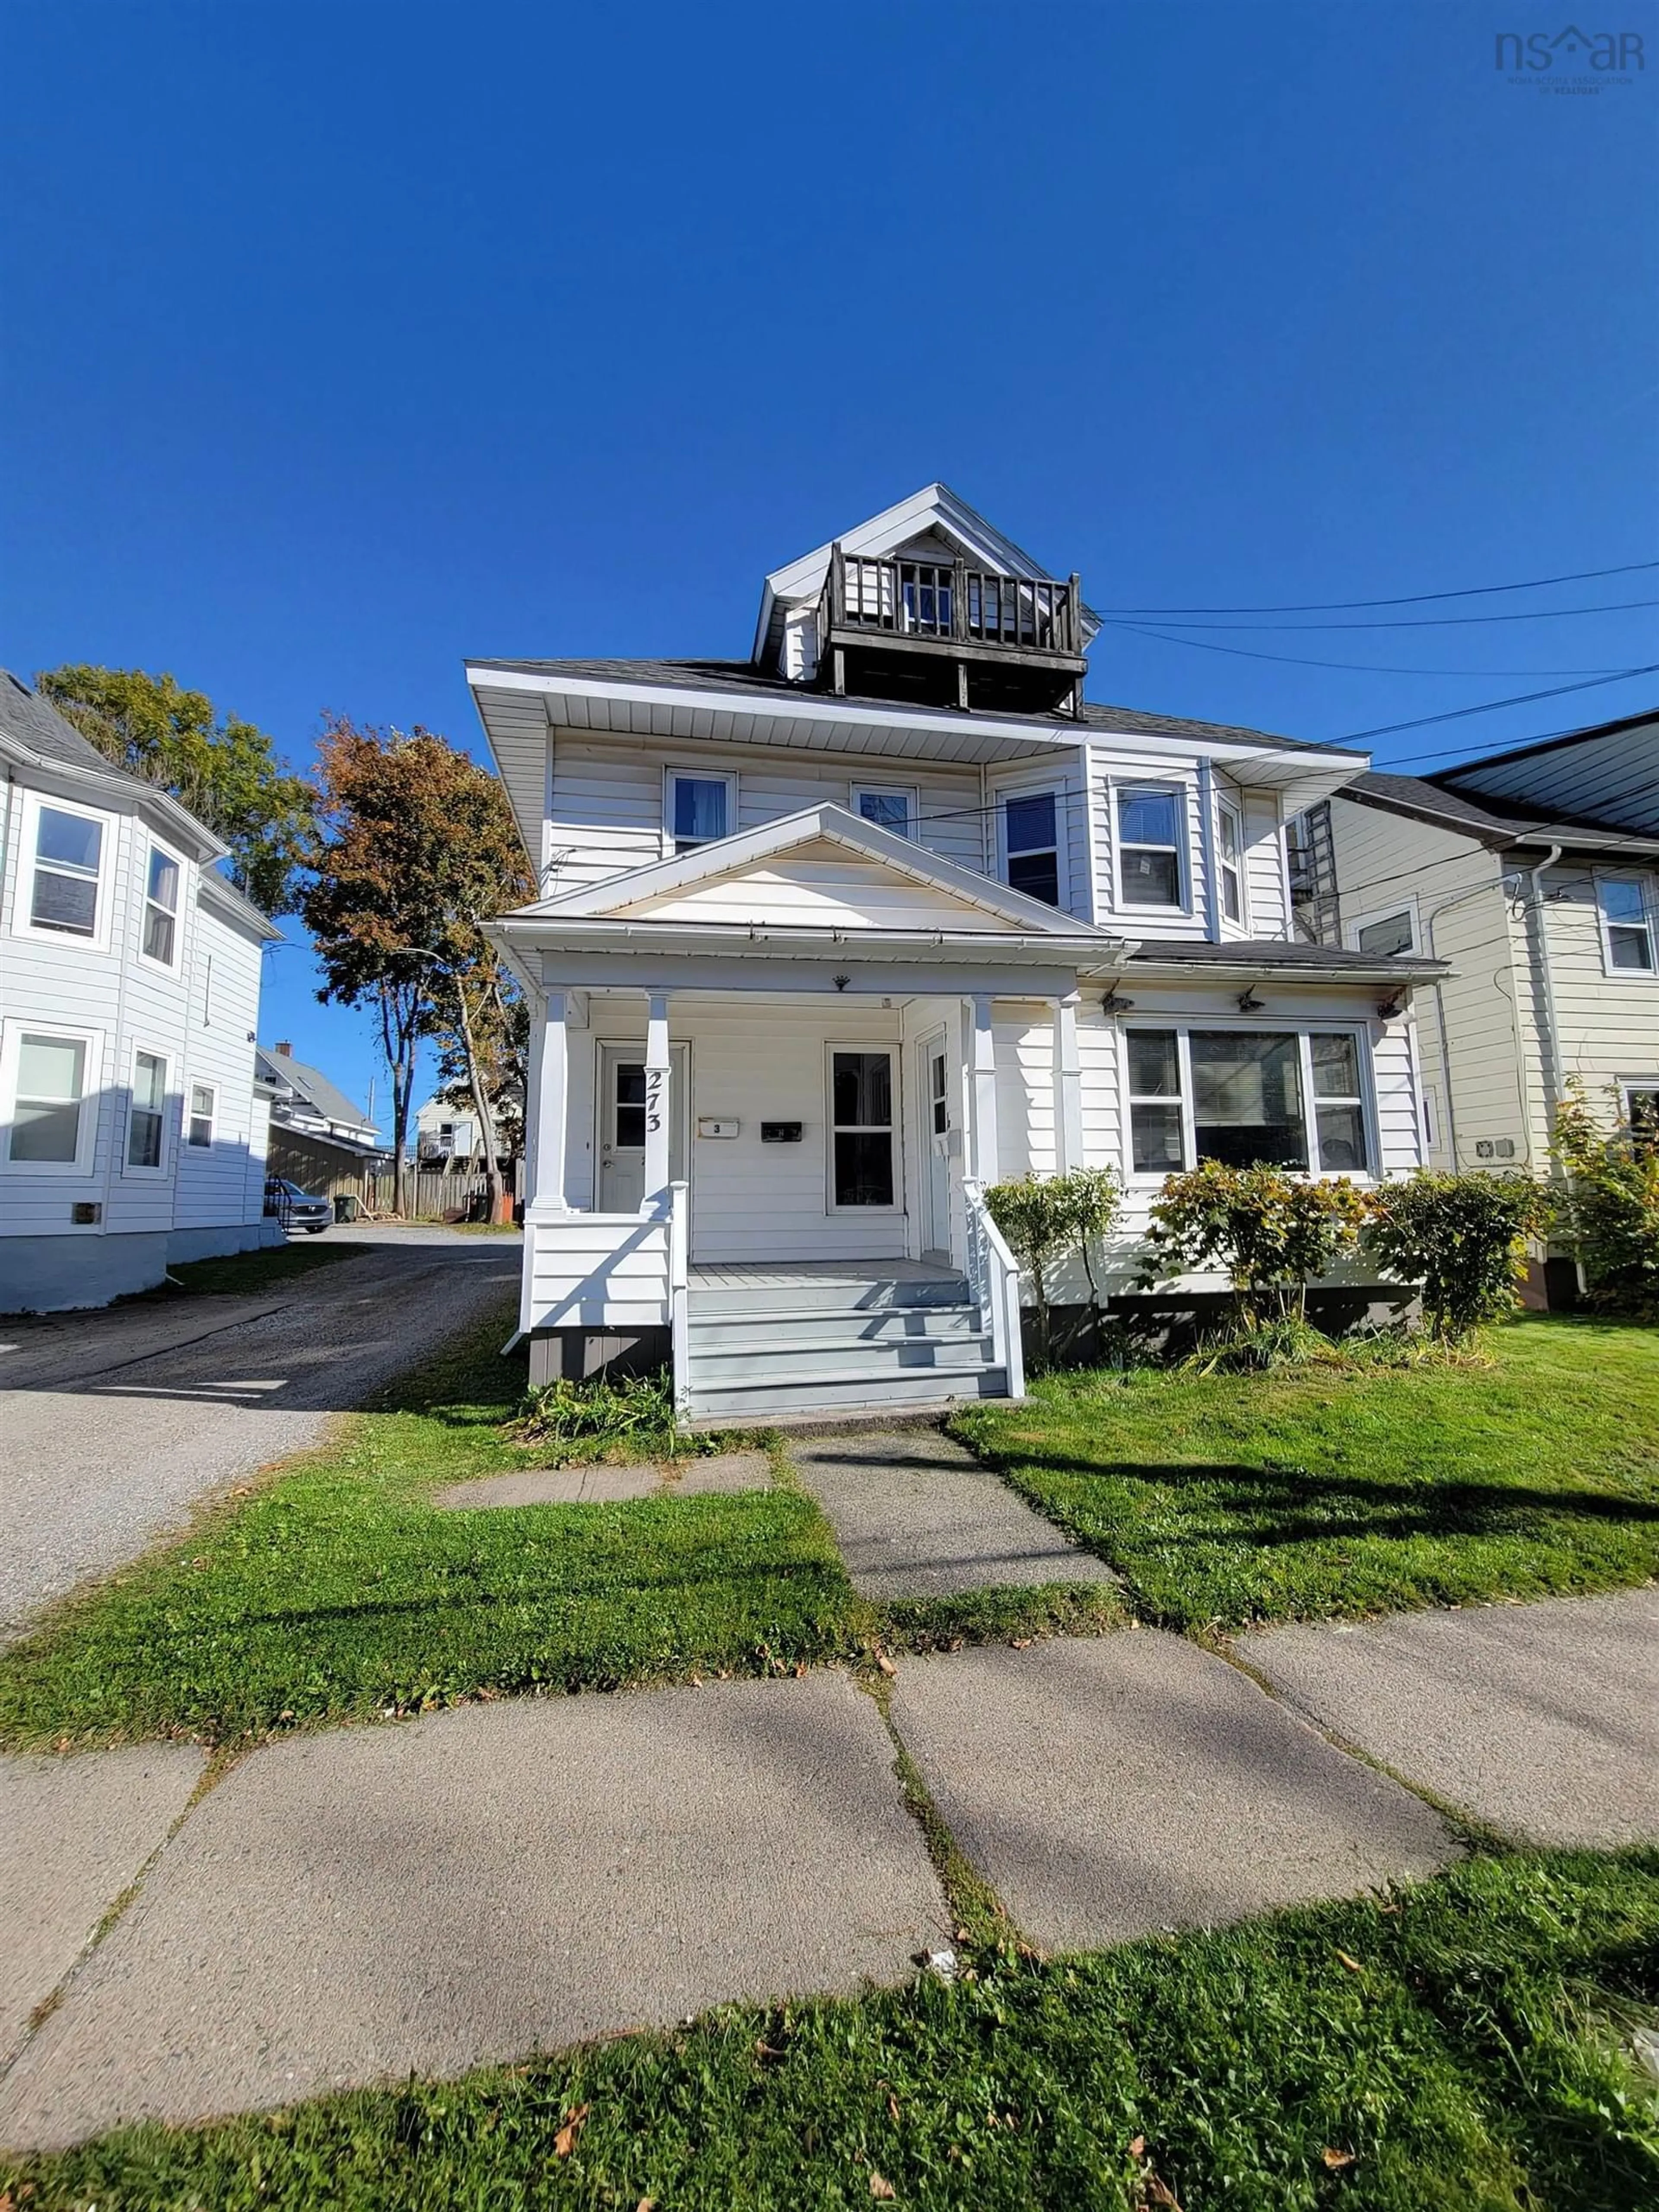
left=414, top=1095, right=503, bottom=1167
left=0, top=672, right=281, bottom=1310
left=468, top=485, right=1444, bottom=1416
left=1319, top=710, right=1659, bottom=1296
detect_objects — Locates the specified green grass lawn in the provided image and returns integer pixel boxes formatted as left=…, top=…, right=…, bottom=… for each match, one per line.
left=0, top=1305, right=860, bottom=1749
left=7, top=1847, right=1656, bottom=2211
left=952, top=1317, right=1659, bottom=1632
left=133, top=1240, right=356, bottom=1299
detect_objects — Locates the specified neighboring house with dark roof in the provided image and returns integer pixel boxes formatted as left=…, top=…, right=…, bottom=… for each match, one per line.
left=254, top=1042, right=383, bottom=1190
left=1317, top=711, right=1659, bottom=1251
left=467, top=485, right=1443, bottom=1415
left=0, top=671, right=282, bottom=1310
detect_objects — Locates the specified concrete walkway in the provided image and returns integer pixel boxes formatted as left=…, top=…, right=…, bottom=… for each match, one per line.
left=1242, top=1586, right=1659, bottom=1846
left=0, top=1226, right=521, bottom=1639
left=788, top=1427, right=1119, bottom=1598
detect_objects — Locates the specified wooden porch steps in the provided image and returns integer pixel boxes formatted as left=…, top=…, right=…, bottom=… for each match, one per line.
left=683, top=1267, right=1009, bottom=1419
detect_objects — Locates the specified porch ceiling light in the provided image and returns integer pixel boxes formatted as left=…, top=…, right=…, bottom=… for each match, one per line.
left=1236, top=987, right=1266, bottom=1013
left=1376, top=988, right=1410, bottom=1021
left=833, top=973, right=851, bottom=991
left=1100, top=987, right=1135, bottom=1016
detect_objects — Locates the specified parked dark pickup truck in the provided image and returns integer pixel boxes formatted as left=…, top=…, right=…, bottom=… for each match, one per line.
left=264, top=1176, right=333, bottom=1234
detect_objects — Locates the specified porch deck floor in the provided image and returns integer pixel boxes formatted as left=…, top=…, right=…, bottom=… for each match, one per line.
left=688, top=1260, right=961, bottom=1291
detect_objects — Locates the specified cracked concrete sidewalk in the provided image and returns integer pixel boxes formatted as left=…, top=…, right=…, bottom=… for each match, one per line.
left=8, top=1584, right=1654, bottom=2152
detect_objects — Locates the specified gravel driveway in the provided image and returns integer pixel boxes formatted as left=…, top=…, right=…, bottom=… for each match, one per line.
left=0, top=1227, right=522, bottom=1641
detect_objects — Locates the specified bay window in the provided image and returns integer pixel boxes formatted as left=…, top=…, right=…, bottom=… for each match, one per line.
left=28, top=803, right=105, bottom=938
left=1115, top=786, right=1185, bottom=908
left=143, top=844, right=181, bottom=965
left=1126, top=1026, right=1373, bottom=1177
left=127, top=1050, right=168, bottom=1171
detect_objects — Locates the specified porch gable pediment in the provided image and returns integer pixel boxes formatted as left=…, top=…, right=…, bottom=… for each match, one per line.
left=513, top=803, right=1111, bottom=939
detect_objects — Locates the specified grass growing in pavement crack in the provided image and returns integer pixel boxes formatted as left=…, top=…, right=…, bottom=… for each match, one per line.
left=6, top=1847, right=1656, bottom=2210
left=871, top=1582, right=1126, bottom=1656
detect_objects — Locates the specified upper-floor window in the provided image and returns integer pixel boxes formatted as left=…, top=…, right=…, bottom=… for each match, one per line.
left=1115, top=786, right=1185, bottom=908
left=1356, top=910, right=1415, bottom=957
left=1125, top=1025, right=1371, bottom=1178
left=851, top=784, right=917, bottom=839
left=1216, top=796, right=1246, bottom=925
left=28, top=802, right=106, bottom=938
left=127, top=1049, right=169, bottom=1171
left=666, top=769, right=734, bottom=853
left=1598, top=875, right=1655, bottom=974
left=142, top=843, right=182, bottom=967
left=1002, top=791, right=1061, bottom=907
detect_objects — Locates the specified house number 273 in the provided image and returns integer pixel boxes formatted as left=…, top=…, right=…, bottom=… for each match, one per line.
left=645, top=1068, right=664, bottom=1133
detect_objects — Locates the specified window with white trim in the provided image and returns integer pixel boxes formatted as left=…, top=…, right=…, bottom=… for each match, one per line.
left=851, top=784, right=917, bottom=838
left=188, top=1082, right=216, bottom=1147
left=1216, top=796, right=1246, bottom=925
left=1356, top=910, right=1415, bottom=957
left=1126, top=1026, right=1373, bottom=1177
left=142, top=843, right=181, bottom=966
left=829, top=1050, right=897, bottom=1208
left=1625, top=1085, right=1659, bottom=1155
left=6, top=1032, right=90, bottom=1166
left=1002, top=791, right=1061, bottom=907
left=127, top=1050, right=168, bottom=1171
left=1598, top=875, right=1656, bottom=973
left=27, top=802, right=105, bottom=938
left=1115, top=786, right=1185, bottom=908
left=665, top=770, right=734, bottom=852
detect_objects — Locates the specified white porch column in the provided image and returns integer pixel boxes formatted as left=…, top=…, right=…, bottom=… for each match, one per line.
left=529, top=990, right=569, bottom=1213
left=1053, top=991, right=1084, bottom=1174
left=643, top=991, right=672, bottom=1214
left=969, top=993, right=1000, bottom=1185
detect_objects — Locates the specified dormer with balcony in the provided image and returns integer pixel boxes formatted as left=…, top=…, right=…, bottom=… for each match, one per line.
left=754, top=483, right=1095, bottom=717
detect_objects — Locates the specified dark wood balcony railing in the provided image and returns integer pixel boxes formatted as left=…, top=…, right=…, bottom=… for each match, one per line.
left=820, top=546, right=1084, bottom=662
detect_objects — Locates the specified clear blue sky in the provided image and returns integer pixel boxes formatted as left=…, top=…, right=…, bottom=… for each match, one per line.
left=5, top=2, right=1656, bottom=1123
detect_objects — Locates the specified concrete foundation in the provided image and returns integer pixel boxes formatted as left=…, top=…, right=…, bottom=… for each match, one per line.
left=0, top=1221, right=276, bottom=1315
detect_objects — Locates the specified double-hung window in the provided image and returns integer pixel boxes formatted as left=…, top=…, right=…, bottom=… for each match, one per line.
left=127, top=1050, right=168, bottom=1171
left=6, top=1032, right=91, bottom=1167
left=1598, top=876, right=1656, bottom=973
left=1003, top=792, right=1061, bottom=907
left=28, top=804, right=105, bottom=938
left=143, top=844, right=181, bottom=966
left=851, top=785, right=916, bottom=838
left=1126, top=1026, right=1372, bottom=1177
left=666, top=770, right=734, bottom=853
left=1215, top=797, right=1246, bottom=925
left=1116, top=786, right=1185, bottom=908
left=1627, top=1086, right=1659, bottom=1156
left=188, top=1083, right=216, bottom=1148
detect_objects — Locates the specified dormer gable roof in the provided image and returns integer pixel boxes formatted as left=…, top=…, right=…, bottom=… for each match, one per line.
left=753, top=484, right=1101, bottom=666
left=506, top=802, right=1119, bottom=940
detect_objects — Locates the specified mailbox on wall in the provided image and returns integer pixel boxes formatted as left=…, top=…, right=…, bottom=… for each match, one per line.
left=760, top=1121, right=803, bottom=1143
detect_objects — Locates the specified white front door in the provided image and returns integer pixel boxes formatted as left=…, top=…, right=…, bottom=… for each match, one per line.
left=918, top=1030, right=953, bottom=1260
left=597, top=1043, right=688, bottom=1212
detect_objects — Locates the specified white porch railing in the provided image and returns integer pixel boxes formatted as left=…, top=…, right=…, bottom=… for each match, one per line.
left=521, top=1207, right=674, bottom=1334
left=963, top=1177, right=1026, bottom=1400
left=667, top=1180, right=690, bottom=1410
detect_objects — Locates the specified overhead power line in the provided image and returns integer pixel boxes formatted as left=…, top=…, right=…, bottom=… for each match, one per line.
left=1333, top=665, right=1659, bottom=745
left=1101, top=596, right=1659, bottom=633
left=1111, top=621, right=1630, bottom=678
left=1097, top=558, right=1659, bottom=617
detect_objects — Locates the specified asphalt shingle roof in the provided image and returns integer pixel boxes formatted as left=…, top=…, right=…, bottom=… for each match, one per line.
left=1125, top=936, right=1446, bottom=974
left=0, top=670, right=124, bottom=776
left=467, top=657, right=1354, bottom=757
left=1342, top=770, right=1659, bottom=854
left=258, top=1048, right=375, bottom=1135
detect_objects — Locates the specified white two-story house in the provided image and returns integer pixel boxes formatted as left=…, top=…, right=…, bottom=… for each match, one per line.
left=0, top=673, right=280, bottom=1310
left=469, top=487, right=1442, bottom=1416
left=1319, top=709, right=1659, bottom=1303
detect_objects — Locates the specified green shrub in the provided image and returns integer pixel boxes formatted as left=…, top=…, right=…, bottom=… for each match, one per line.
left=1136, top=1161, right=1367, bottom=1329
left=1363, top=1170, right=1550, bottom=1342
left=1552, top=1079, right=1659, bottom=1319
left=985, top=1166, right=1121, bottom=1367
left=512, top=1369, right=680, bottom=1459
